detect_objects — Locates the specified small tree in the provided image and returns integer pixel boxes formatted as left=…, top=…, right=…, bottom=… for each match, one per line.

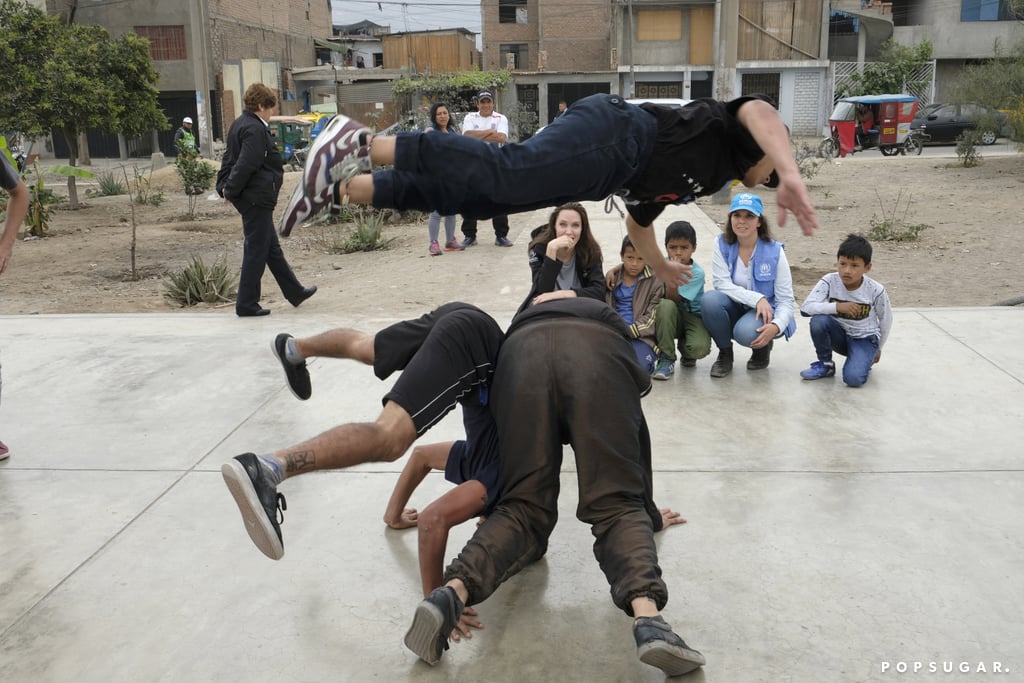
left=837, top=39, right=934, bottom=98
left=173, top=143, right=216, bottom=218
left=950, top=38, right=1024, bottom=143
left=0, top=0, right=168, bottom=208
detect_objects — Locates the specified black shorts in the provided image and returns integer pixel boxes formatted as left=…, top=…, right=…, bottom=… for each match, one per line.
left=374, top=303, right=504, bottom=435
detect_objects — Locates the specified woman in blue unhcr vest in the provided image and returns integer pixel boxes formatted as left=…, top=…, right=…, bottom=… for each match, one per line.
left=701, top=192, right=796, bottom=378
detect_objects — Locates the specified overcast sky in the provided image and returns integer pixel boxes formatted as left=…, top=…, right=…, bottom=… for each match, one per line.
left=330, top=0, right=482, bottom=36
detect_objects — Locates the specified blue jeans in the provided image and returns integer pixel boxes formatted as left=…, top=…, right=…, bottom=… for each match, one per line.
left=631, top=339, right=656, bottom=374
left=701, top=289, right=776, bottom=349
left=807, top=315, right=879, bottom=387
left=373, top=94, right=658, bottom=220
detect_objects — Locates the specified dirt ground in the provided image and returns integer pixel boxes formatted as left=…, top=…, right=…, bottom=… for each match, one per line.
left=1, top=147, right=1022, bottom=317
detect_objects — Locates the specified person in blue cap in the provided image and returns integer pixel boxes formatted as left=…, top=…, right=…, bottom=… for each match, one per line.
left=701, top=192, right=796, bottom=377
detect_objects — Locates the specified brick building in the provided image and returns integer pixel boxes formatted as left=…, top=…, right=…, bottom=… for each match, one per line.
left=43, top=0, right=332, bottom=158
left=485, top=0, right=831, bottom=136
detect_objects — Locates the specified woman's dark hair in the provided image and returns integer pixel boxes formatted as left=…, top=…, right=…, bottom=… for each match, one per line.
left=243, top=83, right=277, bottom=113
left=527, top=202, right=602, bottom=271
left=723, top=209, right=773, bottom=244
left=429, top=102, right=457, bottom=133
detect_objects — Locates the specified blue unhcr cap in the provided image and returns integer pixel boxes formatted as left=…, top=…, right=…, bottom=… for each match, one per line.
left=730, top=193, right=763, bottom=216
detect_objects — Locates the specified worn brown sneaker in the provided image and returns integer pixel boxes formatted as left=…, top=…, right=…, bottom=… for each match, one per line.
left=709, top=347, right=734, bottom=378
left=634, top=615, right=706, bottom=676
left=404, top=586, right=463, bottom=665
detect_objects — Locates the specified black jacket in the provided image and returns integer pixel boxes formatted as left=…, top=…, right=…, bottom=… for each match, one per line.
left=217, top=111, right=283, bottom=209
left=517, top=237, right=606, bottom=315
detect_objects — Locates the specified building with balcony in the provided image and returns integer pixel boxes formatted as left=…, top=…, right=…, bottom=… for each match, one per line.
left=891, top=0, right=1023, bottom=100
left=485, top=0, right=831, bottom=136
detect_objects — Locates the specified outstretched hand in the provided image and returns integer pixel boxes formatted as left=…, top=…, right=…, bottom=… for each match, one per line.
left=659, top=507, right=687, bottom=529
left=774, top=171, right=818, bottom=236
left=450, top=606, right=483, bottom=641
left=651, top=258, right=693, bottom=289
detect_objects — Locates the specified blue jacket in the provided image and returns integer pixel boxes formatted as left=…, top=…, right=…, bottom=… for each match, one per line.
left=714, top=234, right=796, bottom=338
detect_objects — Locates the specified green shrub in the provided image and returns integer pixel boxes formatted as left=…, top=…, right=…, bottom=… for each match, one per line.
left=342, top=209, right=394, bottom=253
left=174, top=153, right=216, bottom=218
left=132, top=167, right=165, bottom=206
left=96, top=171, right=126, bottom=196
left=163, top=255, right=236, bottom=307
left=955, top=130, right=983, bottom=167
left=311, top=208, right=394, bottom=254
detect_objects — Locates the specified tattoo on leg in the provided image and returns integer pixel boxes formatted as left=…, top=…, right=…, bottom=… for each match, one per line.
left=285, top=450, right=316, bottom=473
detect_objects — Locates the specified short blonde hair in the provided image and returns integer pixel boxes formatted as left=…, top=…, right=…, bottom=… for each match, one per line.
left=243, top=83, right=277, bottom=113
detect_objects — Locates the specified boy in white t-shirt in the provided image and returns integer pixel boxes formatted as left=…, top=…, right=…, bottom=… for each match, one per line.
left=799, top=233, right=893, bottom=387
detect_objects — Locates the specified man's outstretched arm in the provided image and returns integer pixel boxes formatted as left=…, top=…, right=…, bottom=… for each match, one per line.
left=417, top=480, right=487, bottom=598
left=735, top=99, right=818, bottom=236
left=417, top=481, right=488, bottom=639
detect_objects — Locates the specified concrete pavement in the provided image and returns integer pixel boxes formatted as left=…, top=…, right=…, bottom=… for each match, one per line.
left=2, top=202, right=1023, bottom=682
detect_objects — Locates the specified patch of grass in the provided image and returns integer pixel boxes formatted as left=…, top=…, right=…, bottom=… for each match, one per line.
left=868, top=189, right=931, bottom=242
left=162, top=255, right=236, bottom=307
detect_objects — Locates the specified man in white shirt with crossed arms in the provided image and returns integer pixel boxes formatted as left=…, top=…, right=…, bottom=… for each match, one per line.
left=459, top=90, right=513, bottom=248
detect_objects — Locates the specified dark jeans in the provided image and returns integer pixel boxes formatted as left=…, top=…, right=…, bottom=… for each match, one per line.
left=444, top=317, right=667, bottom=616
left=234, top=200, right=304, bottom=314
left=807, top=315, right=879, bottom=387
left=372, top=94, right=658, bottom=220
left=461, top=215, right=509, bottom=240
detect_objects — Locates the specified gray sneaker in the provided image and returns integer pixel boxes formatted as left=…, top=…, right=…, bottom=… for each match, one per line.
left=404, top=586, right=463, bottom=665
left=221, top=453, right=287, bottom=560
left=634, top=615, right=706, bottom=676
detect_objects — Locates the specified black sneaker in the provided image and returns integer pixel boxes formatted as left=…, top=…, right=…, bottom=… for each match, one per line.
left=634, top=615, right=706, bottom=676
left=221, top=453, right=287, bottom=560
left=272, top=333, right=312, bottom=400
left=680, top=357, right=697, bottom=368
left=404, top=586, right=463, bottom=665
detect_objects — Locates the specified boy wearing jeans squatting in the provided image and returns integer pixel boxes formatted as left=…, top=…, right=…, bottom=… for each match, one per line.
left=652, top=221, right=712, bottom=380
left=799, top=233, right=893, bottom=387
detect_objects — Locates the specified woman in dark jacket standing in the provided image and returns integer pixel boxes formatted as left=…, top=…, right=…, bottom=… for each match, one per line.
left=217, top=83, right=315, bottom=316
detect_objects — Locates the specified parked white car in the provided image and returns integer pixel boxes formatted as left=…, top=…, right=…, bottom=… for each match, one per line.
left=535, top=97, right=692, bottom=136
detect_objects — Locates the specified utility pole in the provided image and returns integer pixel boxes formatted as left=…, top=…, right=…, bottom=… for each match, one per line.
left=716, top=0, right=738, bottom=101
left=190, top=0, right=215, bottom=158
